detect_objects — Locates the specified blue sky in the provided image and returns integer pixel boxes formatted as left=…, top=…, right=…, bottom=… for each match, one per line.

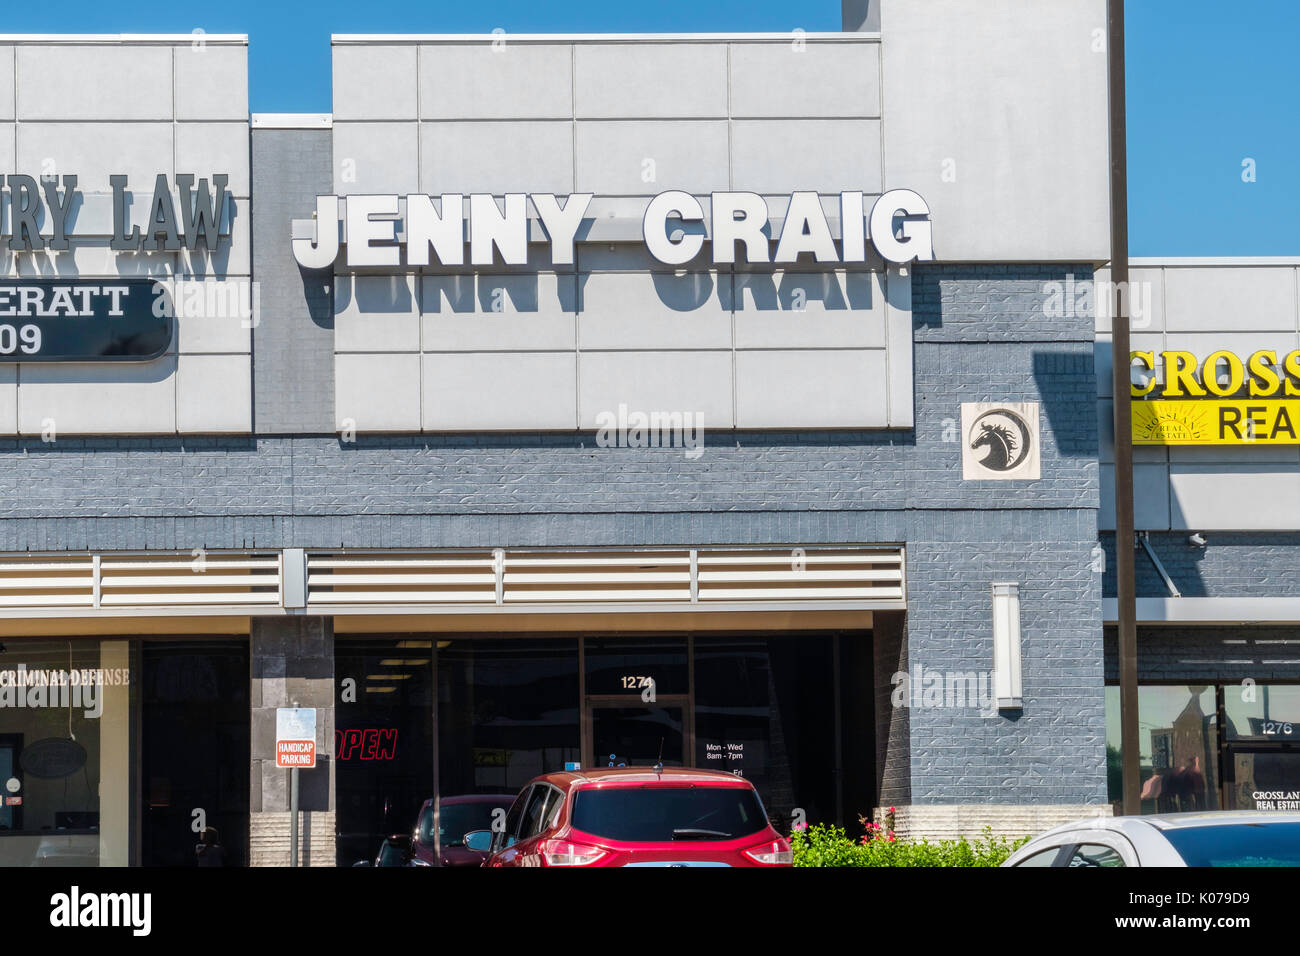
left=7, top=0, right=1298, bottom=255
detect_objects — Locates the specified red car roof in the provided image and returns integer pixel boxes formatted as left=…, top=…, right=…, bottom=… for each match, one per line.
left=532, top=767, right=756, bottom=789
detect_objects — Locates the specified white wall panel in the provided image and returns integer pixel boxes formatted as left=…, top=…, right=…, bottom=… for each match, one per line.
left=19, top=356, right=179, bottom=435
left=730, top=42, right=880, bottom=119
left=18, top=122, right=173, bottom=195
left=423, top=352, right=576, bottom=430
left=736, top=349, right=888, bottom=427
left=175, top=122, right=252, bottom=197
left=4, top=39, right=251, bottom=437
left=174, top=45, right=248, bottom=121
left=577, top=271, right=731, bottom=350
left=418, top=44, right=573, bottom=120
left=420, top=121, right=573, bottom=195
left=0, top=365, right=16, bottom=435
left=882, top=0, right=1110, bottom=261
left=421, top=273, right=577, bottom=351
left=332, top=122, right=419, bottom=195
left=0, top=47, right=14, bottom=121
left=166, top=278, right=253, bottom=353
left=575, top=43, right=727, bottom=118
left=733, top=271, right=885, bottom=349
left=333, top=45, right=417, bottom=120
left=578, top=351, right=733, bottom=428
left=731, top=119, right=881, bottom=194
left=574, top=120, right=728, bottom=195
left=16, top=46, right=173, bottom=120
left=1170, top=465, right=1300, bottom=530
left=177, top=354, right=252, bottom=432
left=1164, top=266, right=1299, bottom=331
left=335, top=353, right=422, bottom=431
left=334, top=275, right=420, bottom=352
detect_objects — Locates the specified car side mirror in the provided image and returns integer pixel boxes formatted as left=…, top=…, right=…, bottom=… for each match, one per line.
left=352, top=860, right=372, bottom=867
left=463, top=829, right=494, bottom=853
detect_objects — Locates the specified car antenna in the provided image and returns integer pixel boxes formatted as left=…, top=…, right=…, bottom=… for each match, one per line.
left=653, top=737, right=664, bottom=774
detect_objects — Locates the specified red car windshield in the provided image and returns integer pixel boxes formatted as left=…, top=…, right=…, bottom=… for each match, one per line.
left=571, top=786, right=768, bottom=842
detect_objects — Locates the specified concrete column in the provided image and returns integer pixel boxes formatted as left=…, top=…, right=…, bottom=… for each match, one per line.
left=249, top=616, right=335, bottom=866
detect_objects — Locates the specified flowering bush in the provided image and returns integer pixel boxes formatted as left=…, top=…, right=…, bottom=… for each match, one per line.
left=789, top=816, right=1028, bottom=867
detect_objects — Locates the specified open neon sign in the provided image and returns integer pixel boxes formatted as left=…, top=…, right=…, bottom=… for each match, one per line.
left=335, top=728, right=398, bottom=761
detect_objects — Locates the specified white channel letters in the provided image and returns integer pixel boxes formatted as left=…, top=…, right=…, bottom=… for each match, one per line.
left=293, top=189, right=934, bottom=270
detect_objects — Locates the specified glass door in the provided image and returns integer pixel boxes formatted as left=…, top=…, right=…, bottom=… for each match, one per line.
left=588, top=699, right=689, bottom=769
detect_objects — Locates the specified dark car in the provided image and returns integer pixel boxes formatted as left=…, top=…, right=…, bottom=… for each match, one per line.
left=352, top=833, right=413, bottom=867
left=410, top=794, right=516, bottom=867
left=467, top=768, right=792, bottom=867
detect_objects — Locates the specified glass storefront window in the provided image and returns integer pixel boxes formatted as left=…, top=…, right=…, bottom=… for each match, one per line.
left=1105, top=685, right=1219, bottom=813
left=1223, top=684, right=1300, bottom=811
left=437, top=638, right=579, bottom=796
left=139, top=642, right=249, bottom=868
left=0, top=639, right=131, bottom=867
left=1223, top=684, right=1300, bottom=742
left=335, top=638, right=434, bottom=866
left=584, top=636, right=687, bottom=697
left=694, top=636, right=836, bottom=831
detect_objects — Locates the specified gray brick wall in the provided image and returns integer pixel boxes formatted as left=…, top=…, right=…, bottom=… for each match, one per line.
left=251, top=128, right=335, bottom=433
left=899, top=264, right=1105, bottom=806
left=1102, top=531, right=1300, bottom=598
left=0, top=263, right=1107, bottom=808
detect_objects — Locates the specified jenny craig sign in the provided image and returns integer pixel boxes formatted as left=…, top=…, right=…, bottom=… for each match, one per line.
left=292, top=189, right=935, bottom=269
left=1131, top=348, right=1300, bottom=445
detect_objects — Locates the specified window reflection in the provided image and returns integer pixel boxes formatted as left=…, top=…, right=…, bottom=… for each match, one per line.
left=437, top=638, right=579, bottom=795
left=335, top=638, right=433, bottom=867
left=0, top=639, right=131, bottom=867
left=1105, top=685, right=1218, bottom=813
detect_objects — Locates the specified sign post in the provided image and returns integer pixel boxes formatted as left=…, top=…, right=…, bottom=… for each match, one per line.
left=275, top=707, right=317, bottom=867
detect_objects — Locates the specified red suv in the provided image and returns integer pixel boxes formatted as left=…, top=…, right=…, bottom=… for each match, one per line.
left=467, top=768, right=792, bottom=867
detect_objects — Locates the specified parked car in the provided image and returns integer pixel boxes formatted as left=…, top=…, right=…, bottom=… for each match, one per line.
left=410, top=794, right=516, bottom=867
left=465, top=767, right=792, bottom=867
left=352, top=833, right=413, bottom=867
left=1003, top=811, right=1300, bottom=867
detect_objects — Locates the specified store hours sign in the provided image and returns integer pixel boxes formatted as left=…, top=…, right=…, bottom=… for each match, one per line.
left=0, top=280, right=173, bottom=361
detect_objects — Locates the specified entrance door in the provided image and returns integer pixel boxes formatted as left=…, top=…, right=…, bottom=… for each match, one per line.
left=585, top=696, right=691, bottom=770
left=140, top=641, right=250, bottom=867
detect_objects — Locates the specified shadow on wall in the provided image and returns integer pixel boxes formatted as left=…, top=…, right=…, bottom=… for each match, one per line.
left=332, top=265, right=881, bottom=316
left=1032, top=347, right=1100, bottom=459
left=336, top=428, right=918, bottom=453
left=304, top=271, right=333, bottom=331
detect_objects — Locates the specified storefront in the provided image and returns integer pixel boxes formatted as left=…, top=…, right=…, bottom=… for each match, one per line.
left=332, top=630, right=854, bottom=863
left=0, top=1, right=1127, bottom=866
left=1097, top=259, right=1300, bottom=815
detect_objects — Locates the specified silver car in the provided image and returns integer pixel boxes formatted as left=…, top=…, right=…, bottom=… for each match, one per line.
left=1003, top=811, right=1300, bottom=867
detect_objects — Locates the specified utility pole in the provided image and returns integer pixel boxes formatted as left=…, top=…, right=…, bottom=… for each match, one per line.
left=1108, top=0, right=1141, bottom=815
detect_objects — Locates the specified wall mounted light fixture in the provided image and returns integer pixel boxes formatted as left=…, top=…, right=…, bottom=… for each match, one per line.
left=992, top=582, right=1023, bottom=711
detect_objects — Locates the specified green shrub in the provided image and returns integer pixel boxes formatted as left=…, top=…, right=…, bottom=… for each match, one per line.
left=789, top=821, right=1029, bottom=867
